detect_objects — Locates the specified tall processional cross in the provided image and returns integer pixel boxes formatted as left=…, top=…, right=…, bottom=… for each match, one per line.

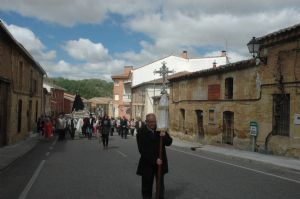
left=153, top=61, right=173, bottom=199
left=153, top=61, right=174, bottom=94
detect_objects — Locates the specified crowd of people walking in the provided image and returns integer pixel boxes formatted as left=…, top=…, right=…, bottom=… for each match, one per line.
left=37, top=112, right=171, bottom=198
left=36, top=112, right=145, bottom=148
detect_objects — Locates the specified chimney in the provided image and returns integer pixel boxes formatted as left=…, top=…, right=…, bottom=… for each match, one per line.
left=213, top=60, right=217, bottom=68
left=124, top=66, right=133, bottom=75
left=221, top=50, right=226, bottom=57
left=181, top=50, right=188, bottom=59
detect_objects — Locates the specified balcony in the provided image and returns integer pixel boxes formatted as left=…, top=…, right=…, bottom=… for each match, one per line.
left=123, top=94, right=131, bottom=103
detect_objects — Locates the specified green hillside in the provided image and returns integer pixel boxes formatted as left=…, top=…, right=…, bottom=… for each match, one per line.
left=48, top=77, right=113, bottom=99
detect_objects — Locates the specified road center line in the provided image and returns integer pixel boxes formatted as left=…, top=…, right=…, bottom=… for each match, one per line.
left=169, top=147, right=300, bottom=184
left=115, top=150, right=127, bottom=157
left=45, top=152, right=50, bottom=156
left=18, top=160, right=46, bottom=199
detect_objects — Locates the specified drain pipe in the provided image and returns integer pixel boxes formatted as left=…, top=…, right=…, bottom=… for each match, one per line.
left=265, top=131, right=273, bottom=153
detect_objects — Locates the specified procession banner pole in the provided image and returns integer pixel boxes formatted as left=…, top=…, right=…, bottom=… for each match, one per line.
left=156, top=128, right=167, bottom=199
left=156, top=131, right=164, bottom=199
left=154, top=61, right=173, bottom=199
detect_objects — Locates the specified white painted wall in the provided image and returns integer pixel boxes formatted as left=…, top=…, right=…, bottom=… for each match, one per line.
left=132, top=55, right=228, bottom=87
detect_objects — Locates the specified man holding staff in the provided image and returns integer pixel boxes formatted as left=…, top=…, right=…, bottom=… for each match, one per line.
left=136, top=113, right=172, bottom=199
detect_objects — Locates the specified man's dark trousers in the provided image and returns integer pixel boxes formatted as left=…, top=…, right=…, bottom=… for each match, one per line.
left=142, top=167, right=165, bottom=199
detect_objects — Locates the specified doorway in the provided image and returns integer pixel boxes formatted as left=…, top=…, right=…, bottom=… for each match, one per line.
left=196, top=110, right=204, bottom=139
left=28, top=100, right=32, bottom=132
left=0, top=81, right=9, bottom=146
left=223, top=111, right=234, bottom=145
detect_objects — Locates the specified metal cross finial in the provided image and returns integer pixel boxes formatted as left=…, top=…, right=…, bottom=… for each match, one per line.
left=154, top=61, right=174, bottom=94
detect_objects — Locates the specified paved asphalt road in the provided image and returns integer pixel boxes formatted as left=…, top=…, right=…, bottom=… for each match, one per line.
left=0, top=134, right=299, bottom=199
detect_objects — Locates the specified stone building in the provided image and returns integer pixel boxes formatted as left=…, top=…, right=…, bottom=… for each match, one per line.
left=43, top=87, right=52, bottom=116
left=63, top=92, right=90, bottom=114
left=168, top=23, right=300, bottom=158
left=43, top=82, right=65, bottom=117
left=0, top=21, right=46, bottom=146
left=87, top=97, right=113, bottom=117
left=111, top=66, right=132, bottom=119
left=63, top=93, right=75, bottom=114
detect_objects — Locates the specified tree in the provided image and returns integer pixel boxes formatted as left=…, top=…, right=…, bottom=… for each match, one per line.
left=49, top=77, right=113, bottom=99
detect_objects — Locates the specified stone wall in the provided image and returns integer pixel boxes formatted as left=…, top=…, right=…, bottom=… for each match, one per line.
left=169, top=38, right=300, bottom=158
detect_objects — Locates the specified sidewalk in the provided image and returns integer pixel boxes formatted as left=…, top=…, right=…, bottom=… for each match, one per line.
left=172, top=137, right=300, bottom=172
left=0, top=133, right=40, bottom=171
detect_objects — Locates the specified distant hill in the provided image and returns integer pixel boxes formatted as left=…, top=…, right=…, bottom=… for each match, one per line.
left=48, top=77, right=113, bottom=99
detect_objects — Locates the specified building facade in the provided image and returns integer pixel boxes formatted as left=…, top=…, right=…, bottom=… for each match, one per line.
left=111, top=66, right=132, bottom=119
left=132, top=51, right=228, bottom=87
left=168, top=24, right=300, bottom=158
left=131, top=79, right=163, bottom=121
left=64, top=93, right=75, bottom=114
left=0, top=21, right=46, bottom=146
left=43, top=82, right=65, bottom=118
left=87, top=97, right=113, bottom=117
left=131, top=51, right=228, bottom=121
left=131, top=71, right=189, bottom=121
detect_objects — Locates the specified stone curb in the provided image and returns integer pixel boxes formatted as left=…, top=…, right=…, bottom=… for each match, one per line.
left=171, top=138, right=300, bottom=172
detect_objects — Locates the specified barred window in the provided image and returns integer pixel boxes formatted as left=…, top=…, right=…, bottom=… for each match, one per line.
left=225, top=77, right=233, bottom=99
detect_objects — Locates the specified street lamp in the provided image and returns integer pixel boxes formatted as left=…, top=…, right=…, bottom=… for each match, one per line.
left=247, top=37, right=267, bottom=65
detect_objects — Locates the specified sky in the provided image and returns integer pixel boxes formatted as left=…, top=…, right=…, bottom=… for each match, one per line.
left=0, top=0, right=300, bottom=81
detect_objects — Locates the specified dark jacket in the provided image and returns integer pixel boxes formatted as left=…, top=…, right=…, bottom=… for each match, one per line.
left=101, top=118, right=111, bottom=135
left=136, top=126, right=172, bottom=176
left=87, top=117, right=95, bottom=128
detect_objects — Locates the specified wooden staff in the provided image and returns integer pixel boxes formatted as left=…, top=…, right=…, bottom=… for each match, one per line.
left=156, top=131, right=164, bottom=199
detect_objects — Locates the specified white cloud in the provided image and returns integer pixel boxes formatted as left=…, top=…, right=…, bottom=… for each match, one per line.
left=63, top=38, right=110, bottom=62
left=120, top=7, right=300, bottom=65
left=5, top=23, right=56, bottom=62
left=2, top=1, right=300, bottom=78
left=0, top=0, right=158, bottom=27
left=44, top=58, right=126, bottom=80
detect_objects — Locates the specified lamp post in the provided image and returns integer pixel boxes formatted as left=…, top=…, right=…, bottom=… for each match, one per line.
left=153, top=61, right=173, bottom=199
left=247, top=37, right=260, bottom=58
left=247, top=36, right=267, bottom=65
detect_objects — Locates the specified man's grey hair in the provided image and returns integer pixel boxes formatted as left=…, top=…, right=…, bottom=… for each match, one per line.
left=146, top=113, right=156, bottom=121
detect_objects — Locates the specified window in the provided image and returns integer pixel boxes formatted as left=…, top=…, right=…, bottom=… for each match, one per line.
left=208, top=109, right=215, bottom=124
left=208, top=84, right=220, bottom=100
left=35, top=101, right=38, bottom=122
left=114, top=80, right=119, bottom=86
left=273, top=94, right=290, bottom=136
left=32, top=79, right=37, bottom=95
left=114, top=95, right=119, bottom=101
left=225, top=77, right=233, bottom=99
left=18, top=61, right=23, bottom=89
left=17, top=100, right=22, bottom=133
left=180, top=109, right=185, bottom=132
